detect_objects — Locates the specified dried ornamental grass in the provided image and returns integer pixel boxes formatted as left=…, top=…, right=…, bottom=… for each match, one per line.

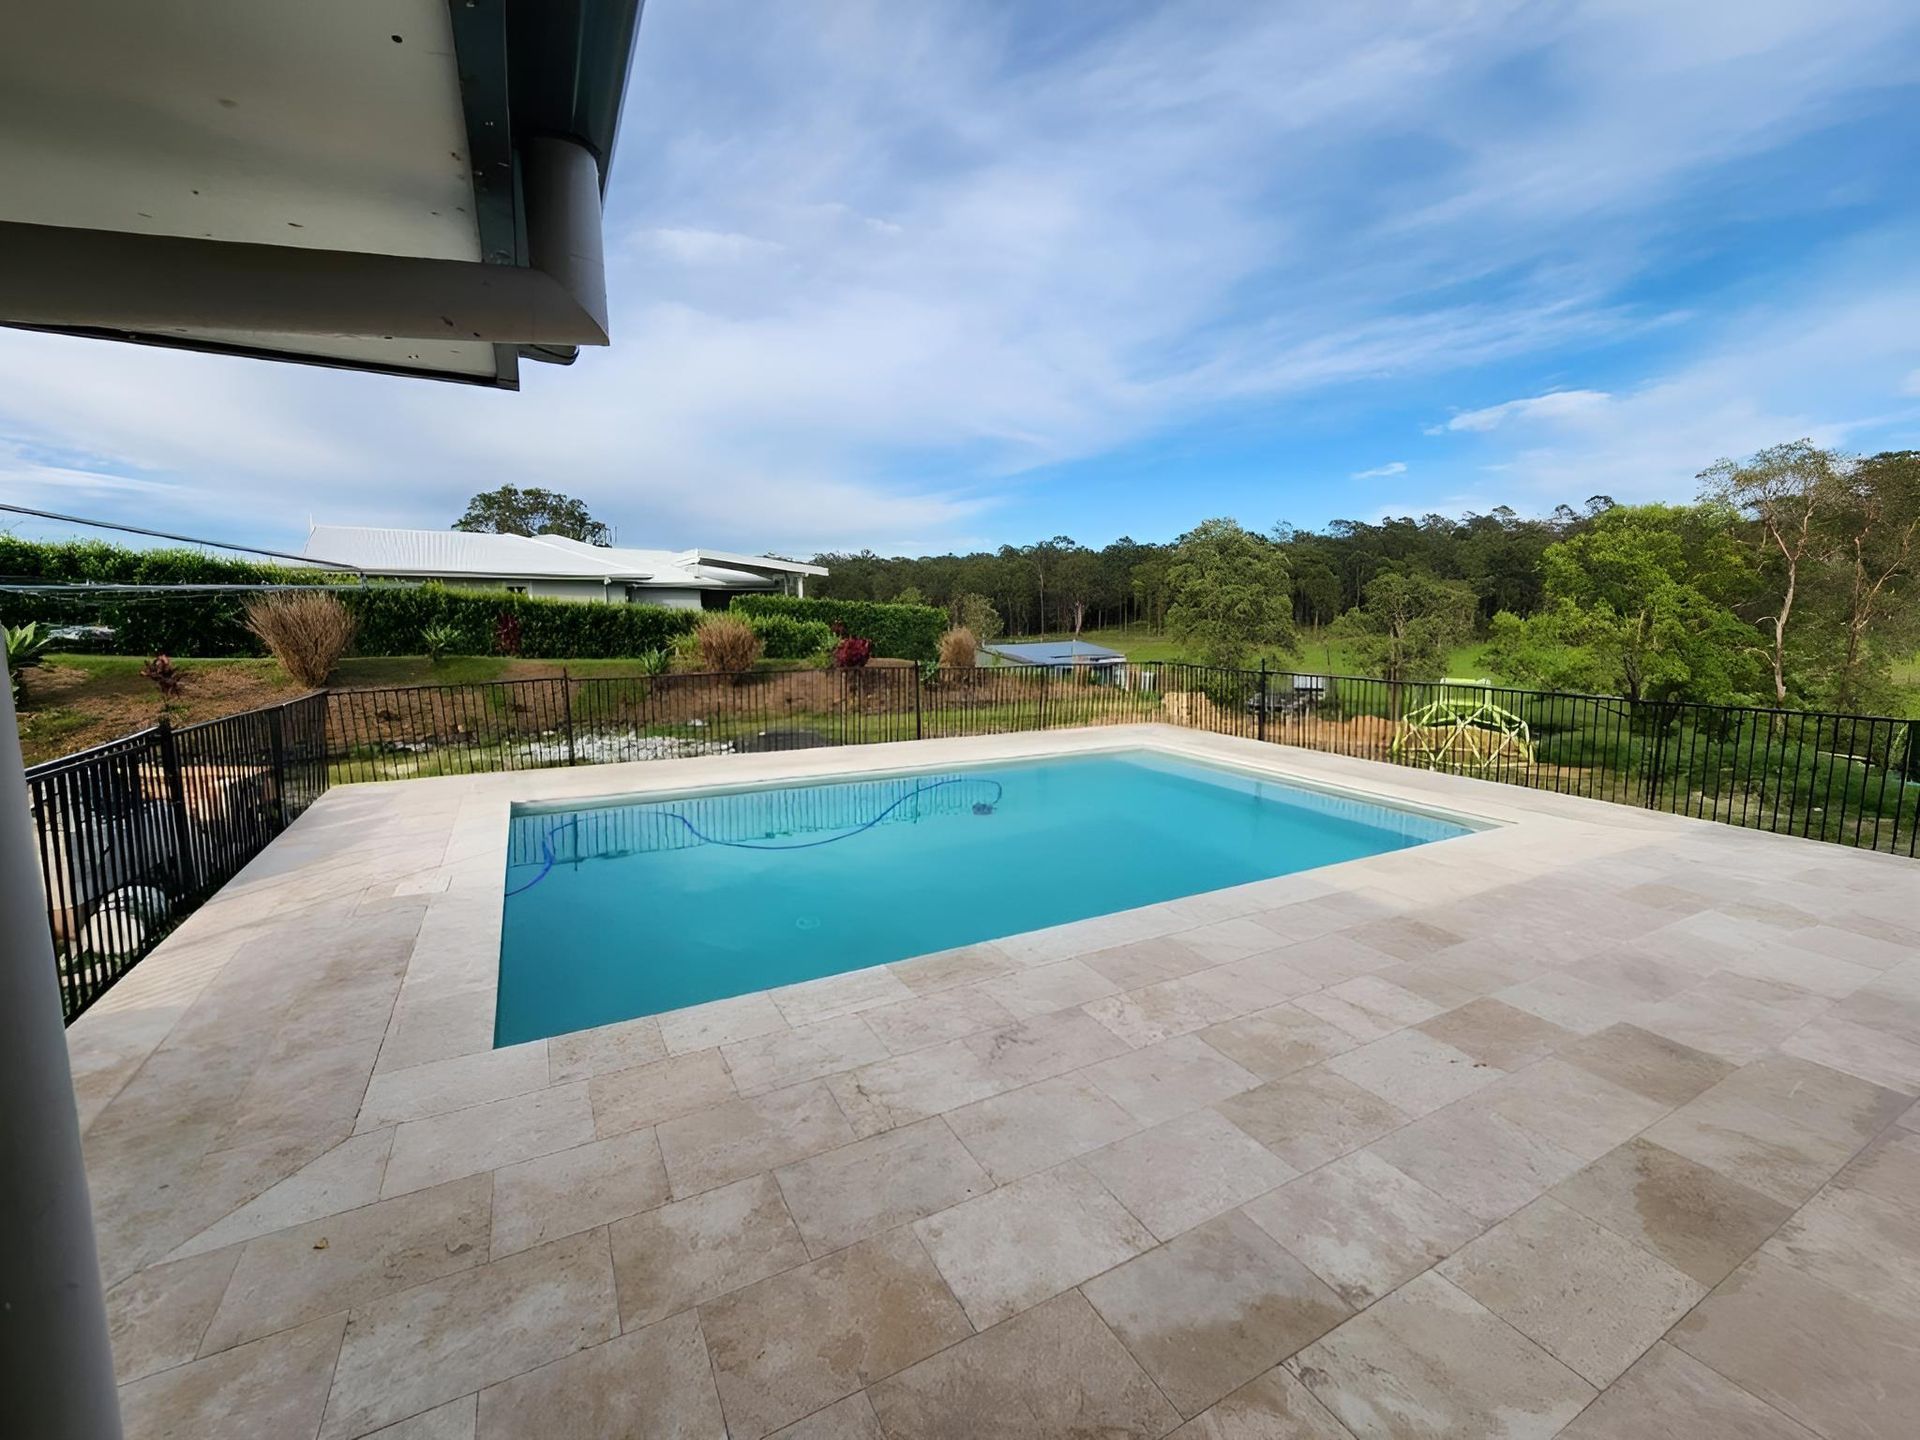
left=245, top=592, right=357, bottom=688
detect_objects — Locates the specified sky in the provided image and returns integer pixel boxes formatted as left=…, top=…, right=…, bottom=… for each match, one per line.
left=3, top=0, right=1918, bottom=559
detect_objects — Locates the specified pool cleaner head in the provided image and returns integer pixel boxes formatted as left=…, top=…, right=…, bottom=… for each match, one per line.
left=972, top=802, right=996, bottom=816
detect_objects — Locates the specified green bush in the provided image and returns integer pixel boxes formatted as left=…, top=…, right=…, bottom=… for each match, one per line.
left=730, top=593, right=946, bottom=660
left=0, top=538, right=701, bottom=660
left=747, top=613, right=834, bottom=660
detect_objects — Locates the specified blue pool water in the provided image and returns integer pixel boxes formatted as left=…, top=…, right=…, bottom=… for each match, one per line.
left=496, top=751, right=1471, bottom=1045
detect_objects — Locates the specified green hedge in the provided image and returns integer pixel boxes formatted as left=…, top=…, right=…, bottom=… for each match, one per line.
left=0, top=538, right=700, bottom=659
left=730, top=593, right=946, bottom=660
left=744, top=613, right=834, bottom=660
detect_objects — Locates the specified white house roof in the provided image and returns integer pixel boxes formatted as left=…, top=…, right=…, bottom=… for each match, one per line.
left=299, top=525, right=825, bottom=589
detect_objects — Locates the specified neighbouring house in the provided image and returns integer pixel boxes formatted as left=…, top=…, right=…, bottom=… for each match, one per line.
left=979, top=639, right=1128, bottom=673
left=299, top=525, right=826, bottom=609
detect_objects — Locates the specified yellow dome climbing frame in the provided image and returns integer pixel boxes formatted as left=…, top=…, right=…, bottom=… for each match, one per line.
left=1390, top=686, right=1535, bottom=774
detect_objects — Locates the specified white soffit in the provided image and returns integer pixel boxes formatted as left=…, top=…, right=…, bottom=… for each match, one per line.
left=0, top=0, right=499, bottom=379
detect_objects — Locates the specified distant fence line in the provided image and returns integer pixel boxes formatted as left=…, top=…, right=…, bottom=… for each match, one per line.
left=27, top=663, right=1920, bottom=1022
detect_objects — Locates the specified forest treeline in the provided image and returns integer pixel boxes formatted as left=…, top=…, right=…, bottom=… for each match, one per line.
left=810, top=442, right=1920, bottom=713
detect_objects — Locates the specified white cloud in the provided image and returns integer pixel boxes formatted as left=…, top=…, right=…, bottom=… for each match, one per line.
left=634, top=227, right=783, bottom=265
left=1903, top=368, right=1920, bottom=397
left=1430, top=390, right=1614, bottom=434
left=1351, top=461, right=1407, bottom=479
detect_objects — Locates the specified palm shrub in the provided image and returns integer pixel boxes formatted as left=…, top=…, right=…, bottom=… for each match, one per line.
left=420, top=621, right=466, bottom=663
left=244, top=592, right=358, bottom=688
left=694, top=613, right=763, bottom=674
left=4, top=621, right=52, bottom=702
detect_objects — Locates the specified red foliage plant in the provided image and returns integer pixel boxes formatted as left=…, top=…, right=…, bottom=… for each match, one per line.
left=831, top=634, right=872, bottom=669
left=493, top=611, right=523, bottom=657
left=141, top=653, right=184, bottom=699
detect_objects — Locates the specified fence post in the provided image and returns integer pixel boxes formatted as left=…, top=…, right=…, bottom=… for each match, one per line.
left=1037, top=668, right=1049, bottom=730
left=268, top=703, right=288, bottom=833
left=913, top=665, right=924, bottom=741
left=1639, top=699, right=1669, bottom=810
left=561, top=671, right=577, bottom=767
left=1257, top=660, right=1268, bottom=743
left=154, top=717, right=195, bottom=897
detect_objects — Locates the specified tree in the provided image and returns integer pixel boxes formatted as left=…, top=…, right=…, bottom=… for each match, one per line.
left=1699, top=441, right=1845, bottom=705
left=1333, top=571, right=1476, bottom=715
left=453, top=486, right=611, bottom=545
left=1820, top=450, right=1920, bottom=710
left=1164, top=518, right=1294, bottom=667
left=1485, top=504, right=1761, bottom=703
left=948, top=592, right=1003, bottom=642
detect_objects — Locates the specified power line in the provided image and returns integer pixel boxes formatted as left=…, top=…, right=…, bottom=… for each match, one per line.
left=0, top=503, right=363, bottom=574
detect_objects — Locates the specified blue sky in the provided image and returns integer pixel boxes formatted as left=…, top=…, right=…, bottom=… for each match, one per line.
left=3, top=0, right=1918, bottom=557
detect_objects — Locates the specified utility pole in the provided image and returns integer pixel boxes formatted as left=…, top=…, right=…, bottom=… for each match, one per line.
left=0, top=681, right=124, bottom=1438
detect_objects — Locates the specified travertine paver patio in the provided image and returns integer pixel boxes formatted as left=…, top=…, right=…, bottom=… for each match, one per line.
left=66, top=725, right=1920, bottom=1439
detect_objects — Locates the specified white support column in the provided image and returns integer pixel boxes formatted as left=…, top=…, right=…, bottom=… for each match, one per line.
left=0, top=681, right=123, bottom=1438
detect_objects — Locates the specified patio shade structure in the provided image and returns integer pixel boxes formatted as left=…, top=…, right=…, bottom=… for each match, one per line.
left=0, top=4, right=647, bottom=1436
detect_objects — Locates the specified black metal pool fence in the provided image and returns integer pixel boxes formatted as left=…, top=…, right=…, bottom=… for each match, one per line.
left=26, top=663, right=1920, bottom=1021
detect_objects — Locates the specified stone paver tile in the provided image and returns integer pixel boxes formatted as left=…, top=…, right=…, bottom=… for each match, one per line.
left=867, top=1289, right=1180, bottom=1440
left=1438, top=1196, right=1704, bottom=1385
left=1269, top=933, right=1399, bottom=987
left=1643, top=1093, right=1871, bottom=1207
left=355, top=1043, right=549, bottom=1131
left=363, top=1395, right=477, bottom=1439
left=1495, top=971, right=1636, bottom=1034
left=1550, top=1137, right=1792, bottom=1286
left=1084, top=976, right=1240, bottom=1047
left=861, top=987, right=1017, bottom=1056
left=490, top=1127, right=670, bottom=1258
left=657, top=1080, right=856, bottom=1197
left=1780, top=1013, right=1920, bottom=1094
left=1478, top=1058, right=1670, bottom=1161
left=1557, top=1341, right=1817, bottom=1439
left=1290, top=1270, right=1594, bottom=1440
left=474, top=1310, right=725, bottom=1439
left=1082, top=1108, right=1298, bottom=1241
left=1084, top=1033, right=1261, bottom=1126
left=1167, top=1364, right=1355, bottom=1440
left=586, top=1050, right=737, bottom=1138
left=1576, top=950, right=1705, bottom=1006
left=1672, top=1254, right=1920, bottom=1440
left=1558, top=1023, right=1735, bottom=1106
left=1369, top=1104, right=1585, bottom=1224
left=1830, top=1128, right=1920, bottom=1208
left=1348, top=915, right=1464, bottom=964
left=1217, top=1064, right=1412, bottom=1171
left=887, top=944, right=1016, bottom=996
left=1082, top=935, right=1215, bottom=989
left=1243, top=1150, right=1481, bottom=1308
left=1325, top=1030, right=1501, bottom=1117
left=166, top=1128, right=394, bottom=1261
left=106, top=1246, right=243, bottom=1384
left=1416, top=998, right=1572, bottom=1070
left=609, top=1172, right=810, bottom=1329
left=319, top=1228, right=619, bottom=1440
left=384, top=1083, right=595, bottom=1198
left=823, top=1041, right=1006, bottom=1136
left=769, top=1392, right=888, bottom=1440
left=770, top=967, right=917, bottom=1027
left=1377, top=948, right=1542, bottom=1008
left=1632, top=974, right=1830, bottom=1064
left=547, top=1015, right=667, bottom=1084
left=1181, top=952, right=1322, bottom=1015
left=962, top=1007, right=1130, bottom=1086
left=723, top=1014, right=890, bottom=1095
left=1084, top=1209, right=1351, bottom=1418
left=775, top=1117, right=990, bottom=1256
left=1705, top=1053, right=1913, bottom=1146
left=942, top=1072, right=1144, bottom=1184
left=120, top=1313, right=346, bottom=1440
left=979, top=958, right=1121, bottom=1020
left=1764, top=1183, right=1920, bottom=1324
left=657, top=992, right=790, bottom=1055
left=1181, top=916, right=1287, bottom=963
left=202, top=1174, right=491, bottom=1353
left=699, top=1228, right=971, bottom=1439
left=914, top=1161, right=1154, bottom=1328
left=1200, top=1003, right=1357, bottom=1080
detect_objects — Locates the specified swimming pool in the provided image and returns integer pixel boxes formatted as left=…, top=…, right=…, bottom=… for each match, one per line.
left=495, top=750, right=1473, bottom=1045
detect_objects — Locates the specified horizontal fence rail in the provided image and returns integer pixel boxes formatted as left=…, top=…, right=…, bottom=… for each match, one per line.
left=26, top=660, right=1919, bottom=1021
